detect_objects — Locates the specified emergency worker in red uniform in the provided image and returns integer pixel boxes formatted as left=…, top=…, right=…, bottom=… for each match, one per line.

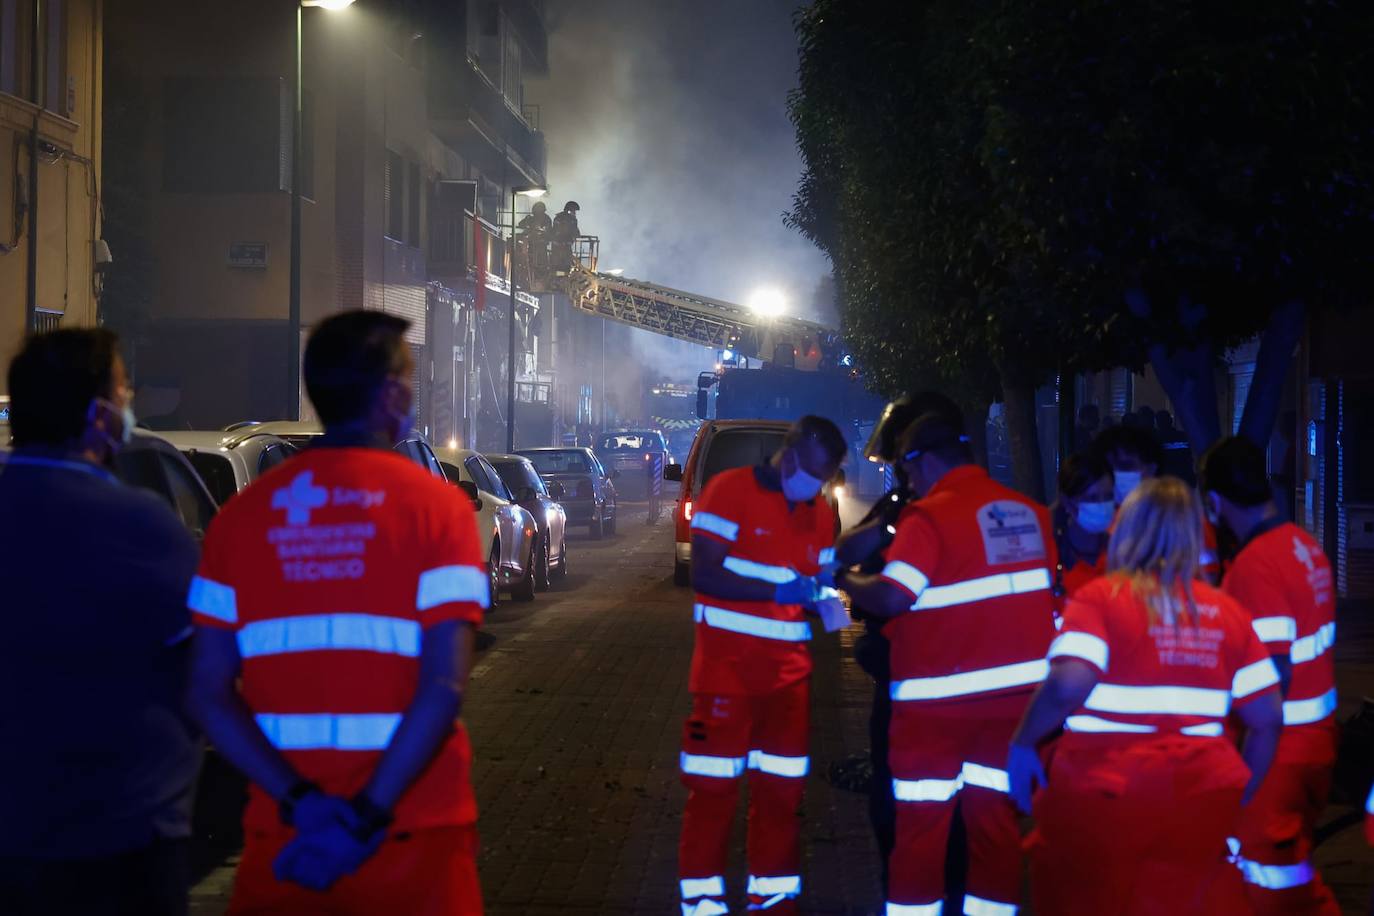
left=840, top=413, right=1057, bottom=915
left=1093, top=424, right=1223, bottom=582
left=678, top=416, right=846, bottom=916
left=1008, top=477, right=1283, bottom=916
left=1052, top=451, right=1114, bottom=613
left=187, top=312, right=489, bottom=915
left=1201, top=437, right=1340, bottom=914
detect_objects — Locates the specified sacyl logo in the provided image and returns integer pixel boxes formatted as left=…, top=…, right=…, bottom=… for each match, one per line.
left=272, top=471, right=329, bottom=526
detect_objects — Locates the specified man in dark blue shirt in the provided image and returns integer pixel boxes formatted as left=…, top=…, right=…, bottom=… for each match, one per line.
left=0, top=329, right=201, bottom=916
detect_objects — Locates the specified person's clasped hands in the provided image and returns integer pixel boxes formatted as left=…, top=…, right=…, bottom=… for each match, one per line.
left=273, top=789, right=392, bottom=892
left=774, top=574, right=825, bottom=609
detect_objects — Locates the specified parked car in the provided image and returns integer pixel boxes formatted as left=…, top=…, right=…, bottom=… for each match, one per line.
left=487, top=453, right=569, bottom=589
left=114, top=431, right=221, bottom=541
left=0, top=395, right=10, bottom=446
left=666, top=419, right=848, bottom=587
left=229, top=420, right=446, bottom=478
left=435, top=448, right=539, bottom=604
left=594, top=429, right=671, bottom=499
left=1, top=429, right=219, bottom=540
left=517, top=446, right=619, bottom=539
left=159, top=429, right=298, bottom=505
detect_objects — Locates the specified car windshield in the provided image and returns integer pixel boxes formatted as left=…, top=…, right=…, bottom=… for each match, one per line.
left=523, top=450, right=592, bottom=475
left=598, top=432, right=660, bottom=452
left=186, top=452, right=238, bottom=506
left=491, top=460, right=544, bottom=497
left=701, top=429, right=786, bottom=484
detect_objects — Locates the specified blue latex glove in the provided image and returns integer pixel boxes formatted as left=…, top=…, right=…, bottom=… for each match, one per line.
left=774, top=574, right=823, bottom=607
left=1006, top=743, right=1048, bottom=815
left=816, top=561, right=842, bottom=589
left=273, top=802, right=385, bottom=892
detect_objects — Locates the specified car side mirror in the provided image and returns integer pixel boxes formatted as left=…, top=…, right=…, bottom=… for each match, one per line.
left=664, top=463, right=683, bottom=482
left=548, top=480, right=566, bottom=499
left=457, top=479, right=484, bottom=510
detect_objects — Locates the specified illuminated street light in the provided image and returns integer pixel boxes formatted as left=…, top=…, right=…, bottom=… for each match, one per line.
left=748, top=288, right=787, bottom=318
left=518, top=187, right=548, bottom=199
left=302, top=0, right=355, bottom=8
left=605, top=267, right=625, bottom=276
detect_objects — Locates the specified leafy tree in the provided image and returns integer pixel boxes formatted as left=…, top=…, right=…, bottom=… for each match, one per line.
left=790, top=0, right=1374, bottom=495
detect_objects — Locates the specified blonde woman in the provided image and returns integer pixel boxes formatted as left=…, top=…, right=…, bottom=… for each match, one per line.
left=1006, top=477, right=1283, bottom=915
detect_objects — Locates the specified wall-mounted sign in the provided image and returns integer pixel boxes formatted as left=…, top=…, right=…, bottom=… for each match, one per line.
left=228, top=242, right=269, bottom=269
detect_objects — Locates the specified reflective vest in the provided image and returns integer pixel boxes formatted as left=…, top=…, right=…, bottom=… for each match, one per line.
left=880, top=465, right=1057, bottom=708
left=189, top=448, right=489, bottom=833
left=687, top=465, right=836, bottom=695
left=1223, top=521, right=1337, bottom=758
left=1050, top=577, right=1280, bottom=741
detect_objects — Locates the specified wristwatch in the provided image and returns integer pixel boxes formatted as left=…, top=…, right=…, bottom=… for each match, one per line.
left=278, top=779, right=321, bottom=826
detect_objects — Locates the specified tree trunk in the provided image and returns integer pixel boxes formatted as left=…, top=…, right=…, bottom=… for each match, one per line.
left=964, top=399, right=991, bottom=470
left=1238, top=300, right=1305, bottom=449
left=1001, top=377, right=1046, bottom=502
left=1146, top=341, right=1222, bottom=459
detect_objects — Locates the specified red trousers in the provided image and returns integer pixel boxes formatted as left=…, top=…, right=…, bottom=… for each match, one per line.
left=228, top=825, right=482, bottom=916
left=887, top=706, right=1023, bottom=912
left=1028, top=738, right=1249, bottom=916
left=679, top=681, right=810, bottom=915
left=1232, top=756, right=1340, bottom=915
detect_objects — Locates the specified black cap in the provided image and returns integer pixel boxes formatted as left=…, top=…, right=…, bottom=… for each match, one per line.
left=863, top=392, right=964, bottom=463
left=899, top=411, right=970, bottom=461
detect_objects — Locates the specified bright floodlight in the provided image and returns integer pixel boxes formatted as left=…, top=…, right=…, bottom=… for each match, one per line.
left=605, top=267, right=625, bottom=276
left=516, top=186, right=547, bottom=198
left=748, top=288, right=787, bottom=318
left=302, top=0, right=356, bottom=9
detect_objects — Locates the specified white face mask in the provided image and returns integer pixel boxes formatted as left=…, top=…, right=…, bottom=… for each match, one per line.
left=1075, top=500, right=1116, bottom=534
left=1113, top=470, right=1142, bottom=505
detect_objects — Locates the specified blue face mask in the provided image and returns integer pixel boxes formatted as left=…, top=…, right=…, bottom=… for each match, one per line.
left=95, top=398, right=136, bottom=448
left=1113, top=470, right=1143, bottom=505
left=781, top=458, right=824, bottom=502
left=1076, top=500, right=1115, bottom=534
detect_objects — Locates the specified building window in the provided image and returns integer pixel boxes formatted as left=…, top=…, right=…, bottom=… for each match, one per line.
left=1, top=0, right=64, bottom=110
left=386, top=150, right=405, bottom=241
left=502, top=28, right=522, bottom=111
left=407, top=161, right=421, bottom=248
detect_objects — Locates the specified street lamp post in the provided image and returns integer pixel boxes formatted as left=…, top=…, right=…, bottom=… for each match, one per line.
left=290, top=0, right=355, bottom=420
left=507, top=185, right=547, bottom=452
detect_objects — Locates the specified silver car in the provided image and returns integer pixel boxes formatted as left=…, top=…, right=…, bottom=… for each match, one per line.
left=159, top=429, right=298, bottom=505
left=435, top=448, right=540, bottom=605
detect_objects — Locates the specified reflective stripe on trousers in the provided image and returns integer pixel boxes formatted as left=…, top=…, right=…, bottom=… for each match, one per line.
left=1228, top=838, right=1317, bottom=891
left=891, top=659, right=1048, bottom=702
left=886, top=897, right=1017, bottom=915
left=681, top=750, right=809, bottom=779
left=748, top=873, right=802, bottom=909
left=893, top=762, right=1010, bottom=802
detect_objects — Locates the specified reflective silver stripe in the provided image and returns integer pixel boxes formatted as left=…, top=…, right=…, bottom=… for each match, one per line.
left=1065, top=715, right=1156, bottom=734
left=680, top=877, right=725, bottom=900
left=963, top=896, right=1017, bottom=916
left=1065, top=715, right=1225, bottom=736
left=748, top=750, right=809, bottom=778
left=188, top=576, right=238, bottom=624
left=1236, top=856, right=1315, bottom=890
left=723, top=556, right=797, bottom=584
left=882, top=560, right=930, bottom=596
left=1232, top=658, right=1281, bottom=699
left=912, top=568, right=1051, bottom=610
left=1283, top=687, right=1337, bottom=726
left=694, top=604, right=812, bottom=642
left=887, top=902, right=943, bottom=915
left=1366, top=783, right=1374, bottom=816
left=682, top=901, right=729, bottom=916
left=819, top=547, right=836, bottom=565
left=1084, top=683, right=1230, bottom=717
left=237, top=614, right=420, bottom=659
left=1252, top=616, right=1297, bottom=644
left=680, top=752, right=746, bottom=778
left=891, top=659, right=1048, bottom=701
left=893, top=762, right=1010, bottom=802
left=255, top=713, right=401, bottom=750
left=691, top=512, right=739, bottom=542
left=893, top=775, right=962, bottom=802
left=416, top=565, right=490, bottom=611
left=1290, top=622, right=1336, bottom=665
left=748, top=874, right=801, bottom=897
left=1048, top=631, right=1109, bottom=671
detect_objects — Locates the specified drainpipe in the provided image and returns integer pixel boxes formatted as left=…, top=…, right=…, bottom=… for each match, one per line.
left=24, top=0, right=42, bottom=335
